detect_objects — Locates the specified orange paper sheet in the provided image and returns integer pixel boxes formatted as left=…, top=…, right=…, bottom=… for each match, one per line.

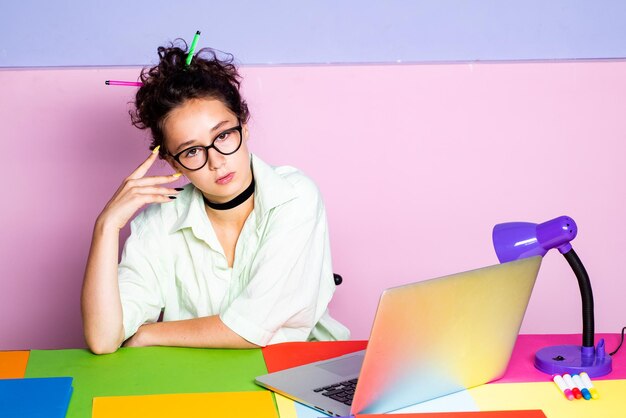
left=0, top=351, right=30, bottom=378
left=92, top=391, right=278, bottom=418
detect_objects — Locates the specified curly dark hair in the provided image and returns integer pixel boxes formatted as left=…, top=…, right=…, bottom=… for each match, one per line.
left=130, top=40, right=250, bottom=158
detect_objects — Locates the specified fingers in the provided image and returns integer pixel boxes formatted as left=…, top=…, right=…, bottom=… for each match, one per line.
left=129, top=186, right=182, bottom=197
left=127, top=172, right=182, bottom=188
left=99, top=189, right=177, bottom=231
left=116, top=191, right=178, bottom=214
left=117, top=181, right=182, bottom=207
left=99, top=149, right=183, bottom=230
left=133, top=194, right=178, bottom=208
left=128, top=146, right=162, bottom=180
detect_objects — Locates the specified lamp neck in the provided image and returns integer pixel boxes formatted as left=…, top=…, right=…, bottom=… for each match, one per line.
left=562, top=248, right=595, bottom=348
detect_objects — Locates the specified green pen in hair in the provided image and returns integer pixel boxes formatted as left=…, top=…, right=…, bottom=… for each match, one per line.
left=186, top=30, right=201, bottom=66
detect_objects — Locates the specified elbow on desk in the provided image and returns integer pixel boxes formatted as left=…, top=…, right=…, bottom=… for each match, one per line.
left=88, top=341, right=120, bottom=355
left=84, top=331, right=124, bottom=355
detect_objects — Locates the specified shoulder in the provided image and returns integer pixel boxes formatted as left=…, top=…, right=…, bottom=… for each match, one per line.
left=274, top=165, right=322, bottom=205
left=253, top=154, right=323, bottom=214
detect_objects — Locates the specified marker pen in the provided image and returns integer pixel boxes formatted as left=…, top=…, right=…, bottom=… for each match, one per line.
left=552, top=375, right=574, bottom=400
left=572, top=374, right=591, bottom=400
left=105, top=80, right=142, bottom=87
left=563, top=374, right=582, bottom=399
left=186, top=30, right=201, bottom=66
left=580, top=372, right=600, bottom=399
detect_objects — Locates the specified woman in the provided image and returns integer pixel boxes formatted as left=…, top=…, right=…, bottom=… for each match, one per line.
left=81, top=42, right=349, bottom=354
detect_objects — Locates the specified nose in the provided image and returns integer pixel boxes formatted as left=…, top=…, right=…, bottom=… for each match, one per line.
left=206, top=147, right=226, bottom=171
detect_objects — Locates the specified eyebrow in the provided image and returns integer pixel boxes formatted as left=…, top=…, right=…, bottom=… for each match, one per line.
left=172, top=120, right=233, bottom=154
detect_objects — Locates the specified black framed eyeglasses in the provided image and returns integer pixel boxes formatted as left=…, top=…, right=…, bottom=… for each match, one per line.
left=168, top=124, right=243, bottom=171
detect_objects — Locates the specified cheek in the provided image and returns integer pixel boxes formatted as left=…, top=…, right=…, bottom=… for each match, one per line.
left=236, top=149, right=251, bottom=169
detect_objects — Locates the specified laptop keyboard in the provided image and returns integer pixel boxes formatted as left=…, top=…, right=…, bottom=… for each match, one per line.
left=313, top=378, right=358, bottom=406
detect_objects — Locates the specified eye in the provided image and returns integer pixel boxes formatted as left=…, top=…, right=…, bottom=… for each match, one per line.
left=215, top=131, right=231, bottom=142
left=215, top=129, right=234, bottom=142
left=183, top=147, right=201, bottom=158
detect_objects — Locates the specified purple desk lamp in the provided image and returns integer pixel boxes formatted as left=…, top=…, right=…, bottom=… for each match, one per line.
left=492, top=215, right=612, bottom=377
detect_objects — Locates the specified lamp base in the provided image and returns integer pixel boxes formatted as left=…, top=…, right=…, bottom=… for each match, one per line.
left=534, top=342, right=612, bottom=377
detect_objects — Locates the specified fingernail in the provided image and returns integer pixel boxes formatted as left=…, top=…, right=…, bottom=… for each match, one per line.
left=152, top=145, right=161, bottom=155
left=168, top=196, right=177, bottom=200
left=174, top=188, right=184, bottom=191
left=172, top=172, right=182, bottom=178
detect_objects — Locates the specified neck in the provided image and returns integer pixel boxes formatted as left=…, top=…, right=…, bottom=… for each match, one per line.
left=205, top=194, right=254, bottom=226
left=203, top=176, right=255, bottom=211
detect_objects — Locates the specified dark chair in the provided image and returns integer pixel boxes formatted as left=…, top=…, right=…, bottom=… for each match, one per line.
left=333, top=273, right=343, bottom=286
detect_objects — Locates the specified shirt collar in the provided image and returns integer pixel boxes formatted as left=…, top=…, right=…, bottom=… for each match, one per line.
left=169, top=185, right=212, bottom=239
left=250, top=154, right=298, bottom=217
left=170, top=154, right=298, bottom=235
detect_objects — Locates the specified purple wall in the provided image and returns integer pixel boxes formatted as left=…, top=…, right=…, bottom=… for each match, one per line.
left=2, top=1, right=626, bottom=67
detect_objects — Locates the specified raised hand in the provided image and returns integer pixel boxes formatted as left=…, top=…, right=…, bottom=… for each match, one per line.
left=98, top=146, right=182, bottom=231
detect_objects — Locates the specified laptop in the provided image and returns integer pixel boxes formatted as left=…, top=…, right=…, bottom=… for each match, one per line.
left=255, top=256, right=542, bottom=416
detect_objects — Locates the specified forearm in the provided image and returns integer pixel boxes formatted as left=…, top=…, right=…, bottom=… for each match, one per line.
left=81, top=218, right=125, bottom=354
left=128, top=315, right=259, bottom=349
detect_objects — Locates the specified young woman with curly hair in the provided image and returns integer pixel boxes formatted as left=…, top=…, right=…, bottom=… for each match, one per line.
left=81, top=41, right=349, bottom=354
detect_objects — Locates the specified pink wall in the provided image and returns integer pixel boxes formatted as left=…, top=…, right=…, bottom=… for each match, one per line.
left=1, top=61, right=625, bottom=350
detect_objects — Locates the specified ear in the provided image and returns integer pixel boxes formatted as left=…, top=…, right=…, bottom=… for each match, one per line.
left=242, top=123, right=250, bottom=142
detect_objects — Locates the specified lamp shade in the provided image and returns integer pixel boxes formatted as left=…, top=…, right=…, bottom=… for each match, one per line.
left=493, top=216, right=578, bottom=263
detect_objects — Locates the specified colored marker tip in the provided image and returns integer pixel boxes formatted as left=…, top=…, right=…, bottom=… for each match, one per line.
left=564, top=389, right=574, bottom=401
left=105, top=80, right=110, bottom=85
left=196, top=30, right=201, bottom=35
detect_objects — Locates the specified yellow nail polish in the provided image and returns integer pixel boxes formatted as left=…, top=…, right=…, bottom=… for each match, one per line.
left=152, top=145, right=161, bottom=155
left=173, top=172, right=182, bottom=178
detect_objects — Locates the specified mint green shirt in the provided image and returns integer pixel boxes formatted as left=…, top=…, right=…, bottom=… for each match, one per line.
left=118, top=154, right=350, bottom=346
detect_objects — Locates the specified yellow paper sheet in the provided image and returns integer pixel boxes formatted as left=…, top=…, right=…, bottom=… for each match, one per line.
left=92, top=391, right=278, bottom=418
left=274, top=393, right=298, bottom=418
left=469, top=379, right=626, bottom=418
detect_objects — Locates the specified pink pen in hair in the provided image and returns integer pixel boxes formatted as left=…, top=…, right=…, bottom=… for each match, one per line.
left=105, top=80, right=142, bottom=87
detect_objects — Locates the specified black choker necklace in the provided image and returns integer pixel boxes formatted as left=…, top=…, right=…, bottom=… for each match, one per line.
left=203, top=176, right=255, bottom=210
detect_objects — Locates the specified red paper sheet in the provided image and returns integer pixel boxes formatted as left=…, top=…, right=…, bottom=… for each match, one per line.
left=353, top=411, right=546, bottom=417
left=262, top=340, right=367, bottom=373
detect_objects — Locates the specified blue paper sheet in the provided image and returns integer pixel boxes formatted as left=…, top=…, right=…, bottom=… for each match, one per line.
left=0, top=377, right=73, bottom=418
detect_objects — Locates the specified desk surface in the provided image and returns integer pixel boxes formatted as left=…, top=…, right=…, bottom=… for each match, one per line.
left=25, top=347, right=267, bottom=418
left=2, top=333, right=625, bottom=418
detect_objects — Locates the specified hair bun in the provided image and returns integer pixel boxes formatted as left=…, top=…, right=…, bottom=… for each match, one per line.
left=129, top=39, right=250, bottom=156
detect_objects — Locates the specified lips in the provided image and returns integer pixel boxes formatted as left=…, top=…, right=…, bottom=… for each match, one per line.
left=216, top=172, right=235, bottom=185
